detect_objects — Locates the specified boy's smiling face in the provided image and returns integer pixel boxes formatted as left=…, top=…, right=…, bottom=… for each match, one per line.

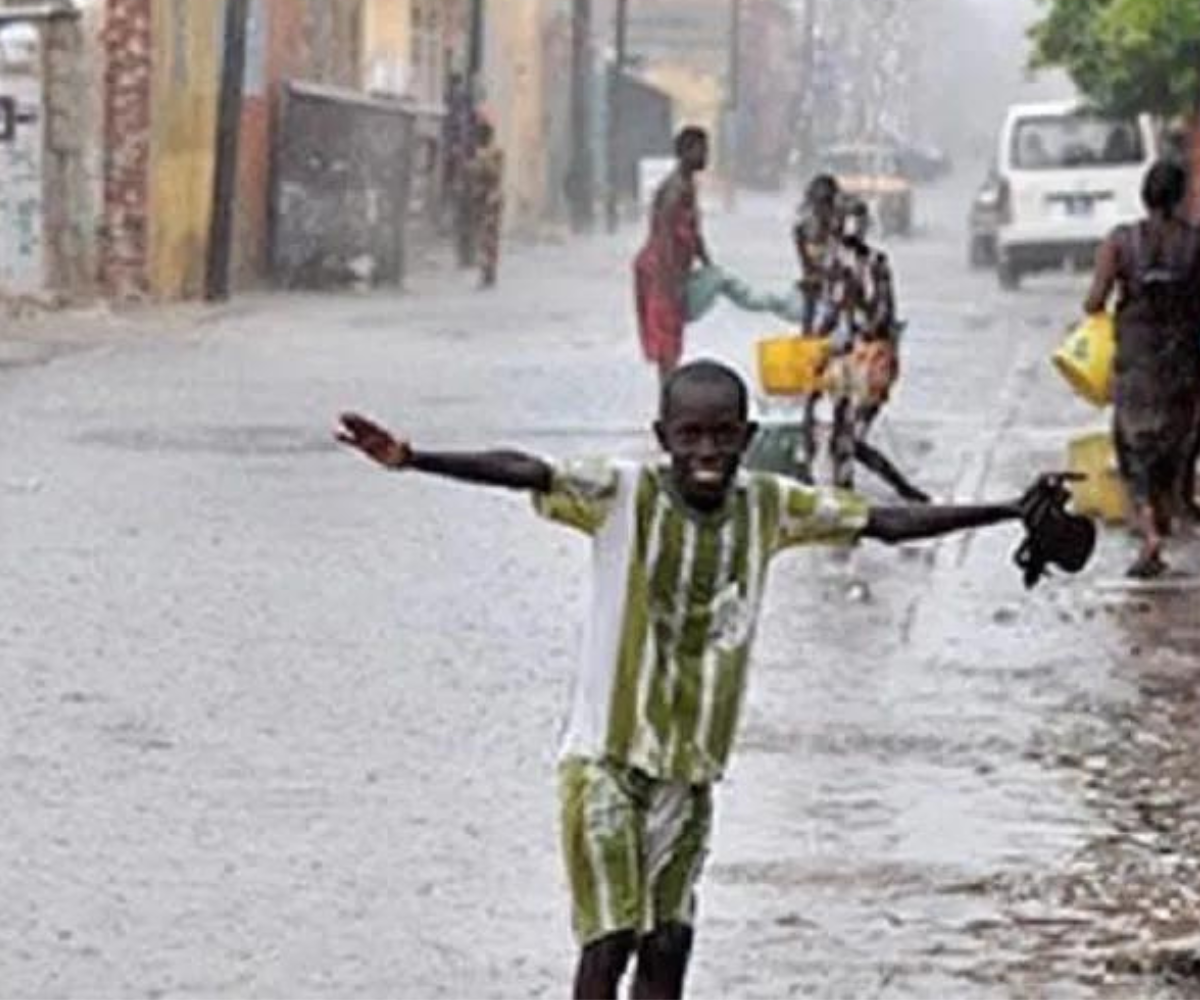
left=654, top=370, right=756, bottom=512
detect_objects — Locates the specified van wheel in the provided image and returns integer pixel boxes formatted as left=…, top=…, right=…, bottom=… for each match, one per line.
left=998, top=258, right=1021, bottom=290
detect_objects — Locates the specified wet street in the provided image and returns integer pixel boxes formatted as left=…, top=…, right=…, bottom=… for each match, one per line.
left=4, top=174, right=1200, bottom=998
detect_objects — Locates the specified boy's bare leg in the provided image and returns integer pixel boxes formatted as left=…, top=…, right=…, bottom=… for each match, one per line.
left=632, top=923, right=694, bottom=1000
left=831, top=396, right=856, bottom=489
left=854, top=439, right=931, bottom=503
left=800, top=392, right=821, bottom=482
left=574, top=931, right=637, bottom=1000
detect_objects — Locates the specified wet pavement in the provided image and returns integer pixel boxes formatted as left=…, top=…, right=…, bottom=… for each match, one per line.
left=3, top=175, right=1200, bottom=998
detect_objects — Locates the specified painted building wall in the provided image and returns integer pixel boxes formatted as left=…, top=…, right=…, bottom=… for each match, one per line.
left=232, top=0, right=308, bottom=286
left=361, top=0, right=410, bottom=95
left=146, top=0, right=222, bottom=300
left=101, top=0, right=153, bottom=300
left=483, top=0, right=548, bottom=234
left=235, top=0, right=373, bottom=288
left=642, top=62, right=723, bottom=157
left=232, top=0, right=272, bottom=286
left=300, top=0, right=362, bottom=89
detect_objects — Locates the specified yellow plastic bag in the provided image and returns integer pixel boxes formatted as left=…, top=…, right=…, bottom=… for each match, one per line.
left=1052, top=313, right=1115, bottom=407
left=756, top=335, right=831, bottom=395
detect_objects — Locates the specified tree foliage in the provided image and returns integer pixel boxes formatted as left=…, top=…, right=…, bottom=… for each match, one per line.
left=1030, top=0, right=1200, bottom=118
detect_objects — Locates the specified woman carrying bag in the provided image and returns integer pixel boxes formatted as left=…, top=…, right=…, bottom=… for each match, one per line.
left=1084, top=160, right=1200, bottom=578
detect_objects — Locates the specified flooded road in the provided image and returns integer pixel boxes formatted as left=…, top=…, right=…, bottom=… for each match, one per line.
left=2, top=174, right=1199, bottom=997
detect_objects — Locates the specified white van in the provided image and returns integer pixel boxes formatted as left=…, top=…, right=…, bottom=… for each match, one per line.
left=995, top=100, right=1158, bottom=289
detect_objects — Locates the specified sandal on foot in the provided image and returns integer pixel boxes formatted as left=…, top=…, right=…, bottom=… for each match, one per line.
left=1126, top=551, right=1167, bottom=580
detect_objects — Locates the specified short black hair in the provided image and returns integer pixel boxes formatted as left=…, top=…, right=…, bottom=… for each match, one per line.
left=1142, top=159, right=1188, bottom=214
left=675, top=127, right=709, bottom=157
left=806, top=173, right=840, bottom=206
left=660, top=360, right=749, bottom=421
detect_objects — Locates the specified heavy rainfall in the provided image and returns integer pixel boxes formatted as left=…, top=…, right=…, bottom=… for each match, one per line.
left=3, top=0, right=1200, bottom=997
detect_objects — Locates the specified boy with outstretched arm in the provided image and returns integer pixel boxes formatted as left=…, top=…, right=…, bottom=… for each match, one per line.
left=337, top=360, right=1050, bottom=1000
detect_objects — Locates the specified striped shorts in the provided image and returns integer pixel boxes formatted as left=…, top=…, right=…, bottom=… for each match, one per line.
left=559, top=756, right=712, bottom=946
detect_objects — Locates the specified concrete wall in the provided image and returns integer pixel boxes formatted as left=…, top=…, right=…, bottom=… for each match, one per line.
left=0, top=16, right=46, bottom=296
left=0, top=1, right=103, bottom=300
left=271, top=81, right=413, bottom=288
left=43, top=2, right=104, bottom=297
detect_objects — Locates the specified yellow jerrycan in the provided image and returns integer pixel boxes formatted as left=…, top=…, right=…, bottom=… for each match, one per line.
left=1052, top=313, right=1115, bottom=407
left=756, top=335, right=832, bottom=396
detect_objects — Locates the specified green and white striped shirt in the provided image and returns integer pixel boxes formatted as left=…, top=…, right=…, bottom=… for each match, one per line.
left=535, top=459, right=869, bottom=785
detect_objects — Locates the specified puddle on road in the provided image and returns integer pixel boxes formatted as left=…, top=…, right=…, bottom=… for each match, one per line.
left=691, top=533, right=1200, bottom=998
left=961, top=582, right=1200, bottom=998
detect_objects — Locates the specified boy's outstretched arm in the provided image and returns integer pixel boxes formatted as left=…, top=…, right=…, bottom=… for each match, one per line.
left=336, top=412, right=552, bottom=492
left=864, top=502, right=1020, bottom=545
left=863, top=474, right=1077, bottom=545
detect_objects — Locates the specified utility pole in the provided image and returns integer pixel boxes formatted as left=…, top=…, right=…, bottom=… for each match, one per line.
left=206, top=0, right=250, bottom=301
left=468, top=0, right=485, bottom=101
left=569, top=0, right=595, bottom=232
left=723, top=0, right=742, bottom=210
left=605, top=0, right=630, bottom=232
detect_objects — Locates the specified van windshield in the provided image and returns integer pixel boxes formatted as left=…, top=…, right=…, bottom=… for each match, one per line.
left=1011, top=115, right=1144, bottom=170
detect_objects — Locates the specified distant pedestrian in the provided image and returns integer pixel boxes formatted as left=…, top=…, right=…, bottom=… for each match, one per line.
left=825, top=197, right=904, bottom=490
left=464, top=118, right=505, bottom=289
left=793, top=173, right=843, bottom=333
left=337, top=360, right=1063, bottom=1000
left=634, top=127, right=713, bottom=384
left=791, top=174, right=845, bottom=482
left=1084, top=160, right=1200, bottom=577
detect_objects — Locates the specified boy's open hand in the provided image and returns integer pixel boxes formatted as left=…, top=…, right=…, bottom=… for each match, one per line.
left=336, top=412, right=412, bottom=469
left=1017, top=472, right=1083, bottom=522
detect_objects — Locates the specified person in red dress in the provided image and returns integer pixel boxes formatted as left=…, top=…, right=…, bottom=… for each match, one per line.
left=634, top=128, right=713, bottom=383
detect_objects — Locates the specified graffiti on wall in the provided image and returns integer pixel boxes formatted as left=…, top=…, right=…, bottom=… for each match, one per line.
left=0, top=22, right=45, bottom=294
